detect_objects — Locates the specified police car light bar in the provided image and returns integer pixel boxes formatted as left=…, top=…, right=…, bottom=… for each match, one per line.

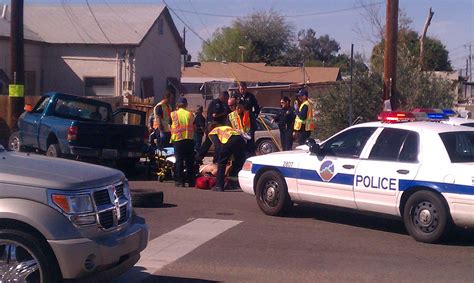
left=377, top=111, right=415, bottom=123
left=411, top=108, right=448, bottom=121
left=442, top=109, right=457, bottom=116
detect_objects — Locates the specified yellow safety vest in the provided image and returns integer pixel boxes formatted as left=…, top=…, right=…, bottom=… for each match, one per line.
left=294, top=100, right=315, bottom=131
left=209, top=126, right=240, bottom=144
left=153, top=100, right=171, bottom=132
left=170, top=108, right=194, bottom=142
left=228, top=110, right=251, bottom=132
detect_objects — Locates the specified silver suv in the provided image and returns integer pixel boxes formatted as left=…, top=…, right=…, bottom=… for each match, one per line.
left=0, top=145, right=148, bottom=282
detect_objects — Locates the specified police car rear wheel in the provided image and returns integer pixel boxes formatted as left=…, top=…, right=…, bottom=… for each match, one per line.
left=255, top=171, right=292, bottom=216
left=403, top=191, right=450, bottom=243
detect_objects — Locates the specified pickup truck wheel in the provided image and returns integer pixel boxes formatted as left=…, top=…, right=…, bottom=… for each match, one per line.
left=255, top=170, right=292, bottom=216
left=46, top=144, right=61, bottom=158
left=403, top=191, right=451, bottom=243
left=8, top=131, right=22, bottom=152
left=0, top=229, right=61, bottom=283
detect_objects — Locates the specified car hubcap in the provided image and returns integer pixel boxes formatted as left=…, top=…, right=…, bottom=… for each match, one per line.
left=260, top=142, right=273, bottom=154
left=262, top=180, right=279, bottom=207
left=0, top=241, right=41, bottom=282
left=412, top=201, right=439, bottom=233
left=9, top=137, right=20, bottom=151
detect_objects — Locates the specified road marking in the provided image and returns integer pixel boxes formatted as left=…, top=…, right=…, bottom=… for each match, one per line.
left=116, top=218, right=242, bottom=282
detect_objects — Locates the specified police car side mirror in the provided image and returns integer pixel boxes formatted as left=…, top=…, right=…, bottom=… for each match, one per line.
left=306, top=138, right=323, bottom=156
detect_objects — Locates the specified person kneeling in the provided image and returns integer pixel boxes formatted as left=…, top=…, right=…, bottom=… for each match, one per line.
left=208, top=124, right=246, bottom=191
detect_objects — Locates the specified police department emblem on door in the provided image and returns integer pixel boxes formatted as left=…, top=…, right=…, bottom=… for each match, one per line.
left=319, top=160, right=335, bottom=182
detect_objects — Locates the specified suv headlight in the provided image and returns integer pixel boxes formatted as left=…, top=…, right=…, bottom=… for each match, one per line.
left=123, top=179, right=131, bottom=199
left=51, top=194, right=94, bottom=214
left=50, top=193, right=96, bottom=226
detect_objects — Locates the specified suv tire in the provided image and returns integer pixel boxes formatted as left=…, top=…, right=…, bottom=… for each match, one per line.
left=0, top=229, right=61, bottom=282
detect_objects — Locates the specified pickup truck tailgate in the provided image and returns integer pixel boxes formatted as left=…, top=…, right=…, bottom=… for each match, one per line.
left=72, top=122, right=145, bottom=150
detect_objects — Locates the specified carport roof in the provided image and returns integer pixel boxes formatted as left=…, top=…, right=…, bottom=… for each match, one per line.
left=182, top=62, right=341, bottom=84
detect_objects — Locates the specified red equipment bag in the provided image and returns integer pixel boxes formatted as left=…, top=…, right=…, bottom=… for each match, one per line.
left=195, top=176, right=216, bottom=190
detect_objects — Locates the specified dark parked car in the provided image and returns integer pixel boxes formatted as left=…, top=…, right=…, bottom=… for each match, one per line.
left=9, top=92, right=147, bottom=166
left=260, top=106, right=280, bottom=117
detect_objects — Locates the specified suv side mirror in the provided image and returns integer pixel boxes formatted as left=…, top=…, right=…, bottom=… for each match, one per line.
left=24, top=104, right=33, bottom=112
left=306, top=138, right=323, bottom=156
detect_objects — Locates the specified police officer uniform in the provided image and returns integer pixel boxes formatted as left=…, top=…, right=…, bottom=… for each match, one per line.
left=208, top=126, right=247, bottom=191
left=294, top=90, right=315, bottom=145
left=274, top=104, right=295, bottom=151
left=170, top=97, right=195, bottom=187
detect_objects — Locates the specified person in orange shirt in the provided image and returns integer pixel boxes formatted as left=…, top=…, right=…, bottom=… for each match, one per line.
left=227, top=100, right=256, bottom=157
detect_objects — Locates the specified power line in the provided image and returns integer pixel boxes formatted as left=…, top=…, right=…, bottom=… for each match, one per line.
left=169, top=1, right=384, bottom=19
left=61, top=0, right=95, bottom=42
left=102, top=0, right=183, bottom=70
left=85, top=0, right=112, bottom=44
left=165, top=0, right=302, bottom=75
left=188, top=0, right=212, bottom=39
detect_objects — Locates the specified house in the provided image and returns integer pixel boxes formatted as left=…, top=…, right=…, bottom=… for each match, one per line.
left=0, top=4, right=185, bottom=102
left=181, top=62, right=341, bottom=107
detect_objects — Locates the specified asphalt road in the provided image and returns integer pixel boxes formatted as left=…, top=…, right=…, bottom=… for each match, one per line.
left=118, top=181, right=474, bottom=283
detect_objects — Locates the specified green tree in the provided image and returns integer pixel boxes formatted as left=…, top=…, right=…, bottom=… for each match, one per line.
left=371, top=30, right=452, bottom=72
left=314, top=59, right=382, bottom=140
left=234, top=10, right=294, bottom=64
left=198, top=27, right=254, bottom=62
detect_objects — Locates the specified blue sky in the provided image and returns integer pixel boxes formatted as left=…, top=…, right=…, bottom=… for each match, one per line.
left=8, top=0, right=474, bottom=72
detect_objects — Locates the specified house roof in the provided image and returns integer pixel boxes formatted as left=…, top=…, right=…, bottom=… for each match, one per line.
left=182, top=62, right=341, bottom=84
left=2, top=4, right=185, bottom=52
left=0, top=18, right=43, bottom=42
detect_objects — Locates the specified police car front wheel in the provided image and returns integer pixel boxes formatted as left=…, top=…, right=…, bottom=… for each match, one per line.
left=255, top=170, right=292, bottom=216
left=403, top=191, right=451, bottom=243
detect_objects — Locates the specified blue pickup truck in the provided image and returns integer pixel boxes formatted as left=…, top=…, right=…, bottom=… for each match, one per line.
left=9, top=92, right=147, bottom=166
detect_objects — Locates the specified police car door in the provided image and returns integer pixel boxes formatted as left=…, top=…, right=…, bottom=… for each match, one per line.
left=297, top=127, right=377, bottom=209
left=354, top=128, right=421, bottom=215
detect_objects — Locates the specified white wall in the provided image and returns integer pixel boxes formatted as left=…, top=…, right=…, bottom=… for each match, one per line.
left=134, top=14, right=181, bottom=102
left=0, top=39, right=43, bottom=96
left=41, top=45, right=122, bottom=96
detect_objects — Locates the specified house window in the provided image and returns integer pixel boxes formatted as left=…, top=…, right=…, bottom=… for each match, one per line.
left=141, top=78, right=154, bottom=99
left=85, top=77, right=115, bottom=96
left=158, top=18, right=164, bottom=35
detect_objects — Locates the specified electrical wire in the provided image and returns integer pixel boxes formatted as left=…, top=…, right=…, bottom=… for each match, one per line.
left=188, top=0, right=212, bottom=39
left=102, top=1, right=185, bottom=71
left=165, top=0, right=304, bottom=75
left=169, top=1, right=384, bottom=19
left=85, top=0, right=112, bottom=44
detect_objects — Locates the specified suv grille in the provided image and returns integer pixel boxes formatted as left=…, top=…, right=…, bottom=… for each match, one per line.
left=92, top=182, right=129, bottom=230
left=94, top=189, right=111, bottom=206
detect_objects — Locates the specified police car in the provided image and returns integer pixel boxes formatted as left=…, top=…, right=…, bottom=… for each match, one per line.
left=238, top=111, right=474, bottom=243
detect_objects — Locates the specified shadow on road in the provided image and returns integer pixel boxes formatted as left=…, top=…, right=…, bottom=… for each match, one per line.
left=144, top=275, right=220, bottom=283
left=288, top=203, right=474, bottom=246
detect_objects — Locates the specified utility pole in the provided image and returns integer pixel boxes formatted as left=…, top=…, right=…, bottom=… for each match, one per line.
left=182, top=27, right=186, bottom=67
left=469, top=43, right=472, bottom=98
left=348, top=43, right=354, bottom=126
left=465, top=58, right=469, bottom=99
left=7, top=0, right=25, bottom=132
left=383, top=0, right=399, bottom=110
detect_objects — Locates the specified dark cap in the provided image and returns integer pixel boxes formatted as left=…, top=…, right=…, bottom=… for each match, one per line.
left=296, top=89, right=308, bottom=97
left=177, top=96, right=187, bottom=105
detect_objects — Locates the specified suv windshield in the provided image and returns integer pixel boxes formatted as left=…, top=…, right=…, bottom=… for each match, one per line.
left=439, top=131, right=474, bottom=163
left=54, top=98, right=110, bottom=122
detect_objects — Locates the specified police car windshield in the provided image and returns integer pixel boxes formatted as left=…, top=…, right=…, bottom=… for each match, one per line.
left=439, top=131, right=474, bottom=163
